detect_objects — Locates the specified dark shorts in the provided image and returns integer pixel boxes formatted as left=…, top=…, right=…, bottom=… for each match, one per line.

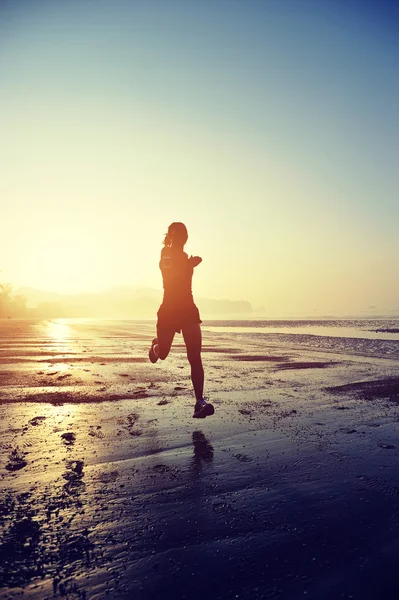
left=157, top=304, right=202, bottom=334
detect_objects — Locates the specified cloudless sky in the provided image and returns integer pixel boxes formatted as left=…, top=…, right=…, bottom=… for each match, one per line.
left=1, top=0, right=398, bottom=314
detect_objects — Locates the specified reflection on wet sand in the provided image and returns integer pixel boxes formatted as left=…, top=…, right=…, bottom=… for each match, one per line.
left=189, top=430, right=214, bottom=489
left=192, top=430, right=214, bottom=466
left=46, top=319, right=71, bottom=341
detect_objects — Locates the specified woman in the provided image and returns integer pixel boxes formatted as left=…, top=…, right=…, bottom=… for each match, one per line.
left=149, top=222, right=214, bottom=419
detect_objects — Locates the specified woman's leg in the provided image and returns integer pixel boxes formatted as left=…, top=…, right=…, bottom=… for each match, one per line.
left=155, top=326, right=175, bottom=360
left=182, top=323, right=204, bottom=400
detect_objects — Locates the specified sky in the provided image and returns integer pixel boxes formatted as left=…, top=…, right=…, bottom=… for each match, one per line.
left=1, top=0, right=398, bottom=315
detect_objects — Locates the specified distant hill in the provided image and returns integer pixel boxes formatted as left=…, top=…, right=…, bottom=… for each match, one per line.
left=17, top=287, right=254, bottom=319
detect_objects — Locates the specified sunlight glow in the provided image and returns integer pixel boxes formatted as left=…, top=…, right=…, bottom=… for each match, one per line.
left=46, top=319, right=71, bottom=342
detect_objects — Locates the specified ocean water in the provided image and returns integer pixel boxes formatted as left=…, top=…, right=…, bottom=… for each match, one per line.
left=201, top=318, right=399, bottom=359
left=201, top=318, right=399, bottom=339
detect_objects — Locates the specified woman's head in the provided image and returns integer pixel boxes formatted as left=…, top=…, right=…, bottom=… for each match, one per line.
left=163, top=222, right=188, bottom=247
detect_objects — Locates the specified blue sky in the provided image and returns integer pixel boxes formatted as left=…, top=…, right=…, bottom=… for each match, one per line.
left=1, top=0, right=398, bottom=314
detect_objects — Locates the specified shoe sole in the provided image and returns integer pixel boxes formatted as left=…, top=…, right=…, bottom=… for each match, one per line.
left=149, top=351, right=158, bottom=363
left=193, top=403, right=215, bottom=419
left=149, top=338, right=158, bottom=363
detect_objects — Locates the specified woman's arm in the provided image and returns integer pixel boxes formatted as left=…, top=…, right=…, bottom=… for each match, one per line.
left=189, top=255, right=202, bottom=268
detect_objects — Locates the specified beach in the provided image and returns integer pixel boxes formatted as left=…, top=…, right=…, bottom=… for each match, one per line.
left=1, top=317, right=399, bottom=600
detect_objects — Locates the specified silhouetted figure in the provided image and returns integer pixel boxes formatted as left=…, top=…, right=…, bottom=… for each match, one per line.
left=149, top=222, right=214, bottom=419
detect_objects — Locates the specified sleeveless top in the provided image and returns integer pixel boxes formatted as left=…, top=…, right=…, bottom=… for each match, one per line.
left=159, top=247, right=195, bottom=310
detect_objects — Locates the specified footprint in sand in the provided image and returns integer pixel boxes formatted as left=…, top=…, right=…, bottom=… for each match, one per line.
left=6, top=447, right=28, bottom=471
left=126, top=413, right=143, bottom=437
left=61, top=432, right=76, bottom=446
left=238, top=409, right=252, bottom=416
left=88, top=426, right=104, bottom=439
left=233, top=453, right=253, bottom=463
left=62, top=460, right=85, bottom=495
left=29, top=416, right=47, bottom=426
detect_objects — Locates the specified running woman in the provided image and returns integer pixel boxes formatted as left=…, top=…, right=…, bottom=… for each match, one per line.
left=149, top=222, right=214, bottom=419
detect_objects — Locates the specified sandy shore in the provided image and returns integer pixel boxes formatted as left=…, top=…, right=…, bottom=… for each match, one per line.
left=1, top=318, right=399, bottom=599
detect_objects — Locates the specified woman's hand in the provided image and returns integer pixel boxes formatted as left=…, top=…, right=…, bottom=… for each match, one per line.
left=189, top=255, right=202, bottom=267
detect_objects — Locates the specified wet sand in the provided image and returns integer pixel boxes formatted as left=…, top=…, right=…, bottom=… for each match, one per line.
left=1, top=319, right=399, bottom=599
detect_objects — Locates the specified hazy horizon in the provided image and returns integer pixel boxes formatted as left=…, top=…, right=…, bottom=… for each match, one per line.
left=6, top=283, right=398, bottom=320
left=1, top=0, right=398, bottom=315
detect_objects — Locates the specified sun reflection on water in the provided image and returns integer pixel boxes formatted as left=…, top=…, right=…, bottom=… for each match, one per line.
left=44, top=319, right=78, bottom=356
left=47, top=319, right=71, bottom=341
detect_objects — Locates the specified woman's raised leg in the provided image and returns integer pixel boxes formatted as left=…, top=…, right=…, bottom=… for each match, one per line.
left=149, top=327, right=175, bottom=362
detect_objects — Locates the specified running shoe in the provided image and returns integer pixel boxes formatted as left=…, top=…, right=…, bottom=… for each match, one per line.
left=149, top=338, right=159, bottom=363
left=193, top=398, right=215, bottom=419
